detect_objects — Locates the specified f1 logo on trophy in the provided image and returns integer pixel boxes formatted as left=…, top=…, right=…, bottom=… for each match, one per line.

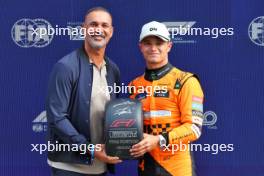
left=105, top=99, right=143, bottom=159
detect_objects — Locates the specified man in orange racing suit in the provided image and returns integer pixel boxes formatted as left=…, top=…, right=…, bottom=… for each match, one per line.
left=129, top=21, right=204, bottom=176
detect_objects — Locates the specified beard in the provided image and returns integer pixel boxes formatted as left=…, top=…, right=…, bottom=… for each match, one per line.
left=86, top=35, right=107, bottom=49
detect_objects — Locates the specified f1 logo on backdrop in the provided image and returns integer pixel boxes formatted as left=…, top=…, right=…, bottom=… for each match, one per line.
left=163, top=21, right=196, bottom=44
left=11, top=18, right=53, bottom=48
left=248, top=16, right=264, bottom=46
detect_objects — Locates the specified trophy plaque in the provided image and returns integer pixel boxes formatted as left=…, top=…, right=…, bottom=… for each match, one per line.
left=105, top=98, right=143, bottom=160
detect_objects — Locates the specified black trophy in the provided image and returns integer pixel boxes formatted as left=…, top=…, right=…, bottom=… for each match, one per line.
left=105, top=98, right=143, bottom=160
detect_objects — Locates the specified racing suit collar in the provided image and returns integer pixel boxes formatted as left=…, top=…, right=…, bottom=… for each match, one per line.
left=144, top=63, right=173, bottom=81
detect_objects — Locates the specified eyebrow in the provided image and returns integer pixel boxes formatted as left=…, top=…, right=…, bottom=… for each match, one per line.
left=87, top=20, right=111, bottom=25
left=142, top=38, right=165, bottom=43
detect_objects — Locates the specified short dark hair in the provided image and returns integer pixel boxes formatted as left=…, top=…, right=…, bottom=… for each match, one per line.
left=84, top=6, right=112, bottom=23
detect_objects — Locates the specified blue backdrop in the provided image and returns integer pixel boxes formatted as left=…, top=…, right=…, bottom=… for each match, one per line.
left=1, top=0, right=264, bottom=175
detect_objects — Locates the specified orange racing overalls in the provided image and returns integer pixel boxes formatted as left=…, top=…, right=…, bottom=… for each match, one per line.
left=129, top=63, right=204, bottom=176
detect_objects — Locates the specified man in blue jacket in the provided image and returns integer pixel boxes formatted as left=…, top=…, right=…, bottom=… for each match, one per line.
left=46, top=7, right=122, bottom=176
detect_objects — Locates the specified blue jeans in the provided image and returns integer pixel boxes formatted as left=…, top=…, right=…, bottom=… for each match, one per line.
left=51, top=167, right=107, bottom=176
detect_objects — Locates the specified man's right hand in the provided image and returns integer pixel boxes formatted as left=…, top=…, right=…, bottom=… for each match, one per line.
left=94, top=144, right=122, bottom=164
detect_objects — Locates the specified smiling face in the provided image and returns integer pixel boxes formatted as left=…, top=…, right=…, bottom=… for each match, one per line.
left=83, top=10, right=113, bottom=49
left=139, top=36, right=172, bottom=69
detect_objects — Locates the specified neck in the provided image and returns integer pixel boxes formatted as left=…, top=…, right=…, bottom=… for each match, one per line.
left=144, top=62, right=172, bottom=81
left=146, top=59, right=168, bottom=70
left=84, top=42, right=105, bottom=68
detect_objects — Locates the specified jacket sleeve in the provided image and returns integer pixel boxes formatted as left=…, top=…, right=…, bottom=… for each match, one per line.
left=46, top=63, right=88, bottom=146
left=163, top=77, right=204, bottom=145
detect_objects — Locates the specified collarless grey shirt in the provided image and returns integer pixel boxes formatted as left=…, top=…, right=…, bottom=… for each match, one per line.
left=89, top=60, right=110, bottom=173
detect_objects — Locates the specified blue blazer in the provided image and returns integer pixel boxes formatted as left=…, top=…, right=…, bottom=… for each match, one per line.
left=46, top=47, right=120, bottom=172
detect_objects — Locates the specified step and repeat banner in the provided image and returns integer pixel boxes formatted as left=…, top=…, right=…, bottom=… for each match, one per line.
left=1, top=0, right=264, bottom=175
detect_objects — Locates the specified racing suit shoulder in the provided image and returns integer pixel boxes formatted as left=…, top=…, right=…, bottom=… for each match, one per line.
left=169, top=68, right=195, bottom=91
left=128, top=74, right=147, bottom=98
left=129, top=74, right=145, bottom=86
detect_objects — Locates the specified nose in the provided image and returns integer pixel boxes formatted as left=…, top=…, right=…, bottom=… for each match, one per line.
left=150, top=44, right=158, bottom=51
left=91, top=27, right=103, bottom=36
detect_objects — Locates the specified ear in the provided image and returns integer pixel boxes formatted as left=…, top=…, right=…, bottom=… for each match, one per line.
left=167, top=41, right=173, bottom=52
left=81, top=22, right=85, bottom=28
left=110, top=26, right=114, bottom=38
left=139, top=43, right=143, bottom=52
